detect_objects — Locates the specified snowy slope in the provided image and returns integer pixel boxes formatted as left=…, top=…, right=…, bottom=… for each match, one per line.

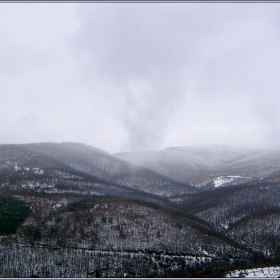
left=115, top=145, right=268, bottom=183
left=2, top=143, right=280, bottom=277
left=226, top=266, right=280, bottom=278
left=116, top=145, right=280, bottom=188
left=186, top=151, right=280, bottom=189
left=0, top=142, right=196, bottom=198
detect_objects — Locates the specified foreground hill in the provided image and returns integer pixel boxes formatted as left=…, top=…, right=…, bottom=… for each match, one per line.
left=0, top=189, right=249, bottom=277
left=178, top=175, right=280, bottom=258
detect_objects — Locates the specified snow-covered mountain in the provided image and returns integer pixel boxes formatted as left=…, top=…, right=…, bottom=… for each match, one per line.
left=185, top=150, right=280, bottom=189
left=1, top=142, right=280, bottom=277
left=0, top=142, right=196, bottom=198
left=115, top=145, right=280, bottom=188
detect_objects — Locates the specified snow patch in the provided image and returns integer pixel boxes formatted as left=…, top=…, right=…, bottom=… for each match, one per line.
left=214, top=176, right=234, bottom=187
left=226, top=266, right=280, bottom=278
left=14, top=165, right=21, bottom=171
left=213, top=175, right=248, bottom=187
left=33, top=167, right=44, bottom=174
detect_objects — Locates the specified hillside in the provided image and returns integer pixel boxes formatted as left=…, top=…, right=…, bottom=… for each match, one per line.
left=0, top=142, right=196, bottom=199
left=116, top=145, right=280, bottom=188
left=0, top=188, right=249, bottom=277
left=1, top=142, right=280, bottom=277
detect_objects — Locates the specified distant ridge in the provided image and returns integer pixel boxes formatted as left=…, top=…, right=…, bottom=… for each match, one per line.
left=0, top=142, right=196, bottom=198
left=115, top=145, right=280, bottom=188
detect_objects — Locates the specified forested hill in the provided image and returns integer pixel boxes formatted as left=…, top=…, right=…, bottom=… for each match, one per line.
left=0, top=142, right=196, bottom=198
left=1, top=142, right=280, bottom=277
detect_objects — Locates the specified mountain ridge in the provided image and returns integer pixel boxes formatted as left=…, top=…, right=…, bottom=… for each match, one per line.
left=115, top=145, right=280, bottom=188
left=0, top=142, right=197, bottom=198
left=1, top=142, right=280, bottom=277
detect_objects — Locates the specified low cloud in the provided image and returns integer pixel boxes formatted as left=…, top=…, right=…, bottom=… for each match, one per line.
left=1, top=3, right=280, bottom=152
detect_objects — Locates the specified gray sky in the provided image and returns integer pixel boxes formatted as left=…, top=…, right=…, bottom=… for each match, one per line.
left=1, top=3, right=280, bottom=153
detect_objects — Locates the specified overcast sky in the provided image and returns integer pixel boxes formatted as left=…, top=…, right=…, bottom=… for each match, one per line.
left=1, top=3, right=280, bottom=153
